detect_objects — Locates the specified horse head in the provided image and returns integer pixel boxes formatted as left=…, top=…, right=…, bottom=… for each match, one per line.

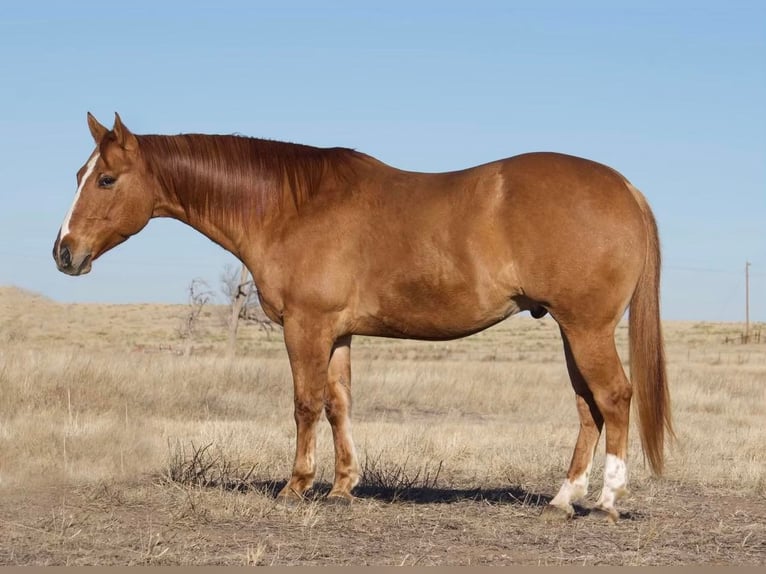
left=53, top=113, right=155, bottom=275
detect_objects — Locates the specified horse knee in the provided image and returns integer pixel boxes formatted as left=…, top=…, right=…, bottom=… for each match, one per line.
left=294, top=397, right=323, bottom=423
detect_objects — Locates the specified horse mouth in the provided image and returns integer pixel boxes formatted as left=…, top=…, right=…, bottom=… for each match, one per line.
left=76, top=254, right=93, bottom=275
left=57, top=253, right=92, bottom=276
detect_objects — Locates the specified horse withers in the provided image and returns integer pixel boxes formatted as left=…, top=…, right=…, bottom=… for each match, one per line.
left=53, top=113, right=672, bottom=521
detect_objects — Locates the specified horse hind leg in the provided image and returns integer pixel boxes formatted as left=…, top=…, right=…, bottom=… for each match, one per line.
left=544, top=326, right=632, bottom=522
left=543, top=329, right=604, bottom=520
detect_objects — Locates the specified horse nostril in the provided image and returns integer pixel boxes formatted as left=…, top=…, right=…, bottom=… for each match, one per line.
left=60, top=244, right=72, bottom=268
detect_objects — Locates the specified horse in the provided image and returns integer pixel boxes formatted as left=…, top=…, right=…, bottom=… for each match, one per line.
left=52, top=113, right=672, bottom=521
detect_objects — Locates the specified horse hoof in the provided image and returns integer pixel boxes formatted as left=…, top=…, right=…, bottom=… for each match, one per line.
left=589, top=506, right=619, bottom=523
left=276, top=487, right=305, bottom=507
left=325, top=492, right=355, bottom=506
left=541, top=503, right=574, bottom=522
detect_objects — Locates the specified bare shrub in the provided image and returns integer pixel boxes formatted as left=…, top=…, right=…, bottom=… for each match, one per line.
left=360, top=451, right=443, bottom=501
left=162, top=440, right=256, bottom=491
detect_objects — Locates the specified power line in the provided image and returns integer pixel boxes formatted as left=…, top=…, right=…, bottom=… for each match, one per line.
left=665, top=265, right=764, bottom=277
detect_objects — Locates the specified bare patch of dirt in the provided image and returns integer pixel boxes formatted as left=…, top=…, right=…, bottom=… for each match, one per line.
left=1, top=478, right=763, bottom=565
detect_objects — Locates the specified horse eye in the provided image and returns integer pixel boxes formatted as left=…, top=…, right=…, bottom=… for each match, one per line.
left=97, top=175, right=116, bottom=188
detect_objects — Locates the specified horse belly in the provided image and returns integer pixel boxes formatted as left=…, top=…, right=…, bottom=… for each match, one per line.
left=357, top=267, right=521, bottom=340
left=355, top=199, right=522, bottom=339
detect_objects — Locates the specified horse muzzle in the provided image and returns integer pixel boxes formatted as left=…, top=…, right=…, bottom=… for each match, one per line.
left=53, top=237, right=93, bottom=276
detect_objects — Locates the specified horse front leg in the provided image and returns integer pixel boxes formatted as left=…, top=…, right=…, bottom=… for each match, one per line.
left=324, top=335, right=360, bottom=503
left=277, top=316, right=335, bottom=502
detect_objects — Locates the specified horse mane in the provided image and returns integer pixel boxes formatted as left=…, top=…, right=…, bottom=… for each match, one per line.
left=136, top=133, right=361, bottom=224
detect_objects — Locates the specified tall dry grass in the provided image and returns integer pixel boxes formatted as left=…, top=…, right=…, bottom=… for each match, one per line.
left=0, top=286, right=764, bottom=496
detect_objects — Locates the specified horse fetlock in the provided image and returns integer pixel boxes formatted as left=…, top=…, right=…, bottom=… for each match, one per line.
left=279, top=472, right=315, bottom=499
left=595, top=484, right=629, bottom=516
left=549, top=470, right=590, bottom=510
left=331, top=466, right=360, bottom=495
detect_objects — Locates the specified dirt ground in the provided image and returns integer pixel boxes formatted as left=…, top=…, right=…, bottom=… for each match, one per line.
left=1, top=471, right=764, bottom=565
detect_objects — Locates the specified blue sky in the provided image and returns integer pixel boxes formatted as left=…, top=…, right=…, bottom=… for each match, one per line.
left=0, top=1, right=763, bottom=321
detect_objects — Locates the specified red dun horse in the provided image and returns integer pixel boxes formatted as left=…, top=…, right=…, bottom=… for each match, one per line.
left=53, top=113, right=672, bottom=521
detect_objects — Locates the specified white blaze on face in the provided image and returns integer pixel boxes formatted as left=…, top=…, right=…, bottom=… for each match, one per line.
left=60, top=151, right=100, bottom=239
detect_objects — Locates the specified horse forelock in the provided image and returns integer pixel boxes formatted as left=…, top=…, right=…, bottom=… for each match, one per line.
left=136, top=133, right=358, bottom=227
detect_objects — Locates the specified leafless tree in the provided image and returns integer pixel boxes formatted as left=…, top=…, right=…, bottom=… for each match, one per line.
left=222, top=263, right=252, bottom=356
left=178, top=278, right=213, bottom=356
left=220, top=262, right=276, bottom=356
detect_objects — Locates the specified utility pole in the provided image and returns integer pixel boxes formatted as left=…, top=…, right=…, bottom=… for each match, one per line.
left=745, top=261, right=751, bottom=343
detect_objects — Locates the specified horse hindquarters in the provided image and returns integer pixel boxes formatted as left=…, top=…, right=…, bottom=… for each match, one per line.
left=543, top=183, right=670, bottom=521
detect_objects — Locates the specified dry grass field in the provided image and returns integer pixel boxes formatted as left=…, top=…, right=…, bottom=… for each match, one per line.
left=0, top=285, right=764, bottom=565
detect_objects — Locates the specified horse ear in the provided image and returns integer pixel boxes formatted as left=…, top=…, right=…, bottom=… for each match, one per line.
left=87, top=112, right=108, bottom=143
left=112, top=112, right=138, bottom=151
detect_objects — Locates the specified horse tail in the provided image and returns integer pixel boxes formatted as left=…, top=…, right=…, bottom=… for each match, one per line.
left=627, top=182, right=674, bottom=475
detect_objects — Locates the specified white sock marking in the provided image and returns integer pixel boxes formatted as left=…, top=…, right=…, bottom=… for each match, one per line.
left=596, top=454, right=628, bottom=509
left=549, top=462, right=592, bottom=508
left=60, top=151, right=99, bottom=238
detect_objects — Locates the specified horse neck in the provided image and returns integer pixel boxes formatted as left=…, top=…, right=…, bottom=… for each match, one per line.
left=140, top=133, right=363, bottom=269
left=140, top=134, right=287, bottom=258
